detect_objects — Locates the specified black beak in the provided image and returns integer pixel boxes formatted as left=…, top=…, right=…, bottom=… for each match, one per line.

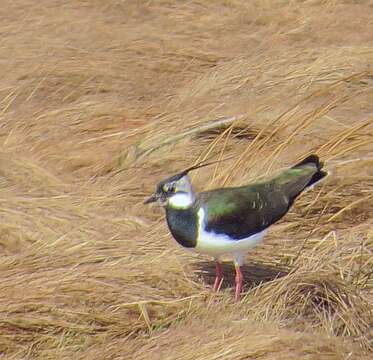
left=144, top=194, right=157, bottom=204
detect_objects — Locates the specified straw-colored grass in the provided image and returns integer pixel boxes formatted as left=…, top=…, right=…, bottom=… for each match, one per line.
left=0, top=0, right=372, bottom=359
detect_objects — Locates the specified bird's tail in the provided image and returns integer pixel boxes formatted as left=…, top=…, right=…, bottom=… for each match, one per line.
left=291, top=154, right=328, bottom=189
left=275, top=154, right=328, bottom=204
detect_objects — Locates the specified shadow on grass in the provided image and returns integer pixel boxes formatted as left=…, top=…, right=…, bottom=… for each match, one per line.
left=194, top=260, right=288, bottom=291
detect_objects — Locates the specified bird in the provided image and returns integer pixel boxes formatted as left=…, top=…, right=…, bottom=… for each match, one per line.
left=144, top=154, right=328, bottom=302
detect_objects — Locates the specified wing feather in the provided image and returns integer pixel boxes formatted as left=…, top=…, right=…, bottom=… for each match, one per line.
left=199, top=161, right=320, bottom=240
left=199, top=183, right=288, bottom=239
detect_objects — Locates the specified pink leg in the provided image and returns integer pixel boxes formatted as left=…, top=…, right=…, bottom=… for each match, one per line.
left=213, top=261, right=222, bottom=292
left=234, top=264, right=243, bottom=302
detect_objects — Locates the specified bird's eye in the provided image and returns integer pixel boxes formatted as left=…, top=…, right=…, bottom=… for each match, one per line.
left=163, top=183, right=175, bottom=193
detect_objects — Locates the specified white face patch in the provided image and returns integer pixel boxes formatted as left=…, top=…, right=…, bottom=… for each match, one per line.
left=167, top=192, right=194, bottom=209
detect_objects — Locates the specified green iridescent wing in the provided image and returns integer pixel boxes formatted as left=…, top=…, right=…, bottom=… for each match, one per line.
left=199, top=156, right=325, bottom=239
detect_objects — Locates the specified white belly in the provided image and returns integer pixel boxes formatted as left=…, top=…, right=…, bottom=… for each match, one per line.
left=194, top=208, right=265, bottom=257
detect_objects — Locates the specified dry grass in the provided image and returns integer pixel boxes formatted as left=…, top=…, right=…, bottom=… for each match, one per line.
left=1, top=0, right=373, bottom=359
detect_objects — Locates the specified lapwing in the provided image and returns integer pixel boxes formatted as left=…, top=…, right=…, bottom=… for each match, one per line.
left=144, top=154, right=328, bottom=302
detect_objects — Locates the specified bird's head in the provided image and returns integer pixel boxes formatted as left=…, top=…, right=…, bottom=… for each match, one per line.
left=144, top=170, right=194, bottom=209
left=144, top=156, right=234, bottom=209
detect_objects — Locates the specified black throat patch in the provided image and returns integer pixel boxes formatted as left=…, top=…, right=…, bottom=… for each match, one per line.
left=165, top=206, right=198, bottom=248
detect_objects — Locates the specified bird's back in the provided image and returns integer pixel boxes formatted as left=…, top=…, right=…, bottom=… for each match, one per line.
left=198, top=155, right=327, bottom=240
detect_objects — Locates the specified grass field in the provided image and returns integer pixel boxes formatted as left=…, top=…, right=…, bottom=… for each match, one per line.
left=1, top=1, right=372, bottom=359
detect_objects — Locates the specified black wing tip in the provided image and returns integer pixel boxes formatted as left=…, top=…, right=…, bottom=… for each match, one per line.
left=292, top=154, right=323, bottom=170
left=306, top=169, right=328, bottom=188
left=292, top=154, right=329, bottom=188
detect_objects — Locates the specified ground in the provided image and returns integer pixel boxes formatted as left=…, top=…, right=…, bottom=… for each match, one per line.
left=0, top=1, right=372, bottom=359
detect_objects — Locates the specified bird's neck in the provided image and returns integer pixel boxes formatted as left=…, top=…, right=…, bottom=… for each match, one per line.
left=165, top=199, right=198, bottom=248
left=167, top=192, right=195, bottom=210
